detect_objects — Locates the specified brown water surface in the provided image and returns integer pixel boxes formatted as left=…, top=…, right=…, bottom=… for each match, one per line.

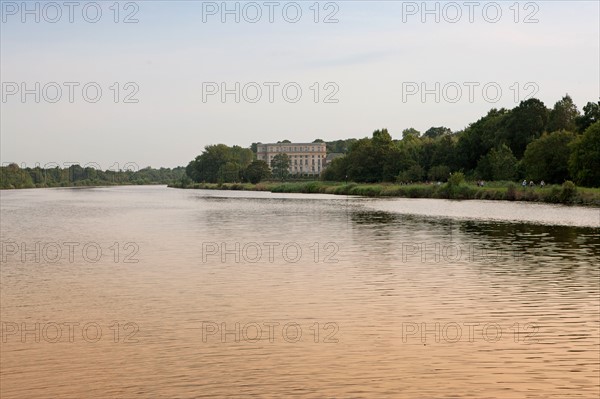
left=1, top=186, right=599, bottom=398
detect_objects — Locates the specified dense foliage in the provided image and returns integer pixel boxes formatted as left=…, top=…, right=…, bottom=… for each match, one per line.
left=321, top=96, right=600, bottom=187
left=185, top=144, right=254, bottom=183
left=243, top=160, right=271, bottom=184
left=0, top=164, right=185, bottom=189
left=568, top=121, right=600, bottom=187
left=188, top=95, right=598, bottom=187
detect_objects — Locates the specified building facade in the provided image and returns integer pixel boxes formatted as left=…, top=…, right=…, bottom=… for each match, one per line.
left=256, top=142, right=327, bottom=175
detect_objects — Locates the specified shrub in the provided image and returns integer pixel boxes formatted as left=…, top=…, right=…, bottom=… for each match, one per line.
left=560, top=180, right=577, bottom=203
left=505, top=183, right=517, bottom=201
left=448, top=172, right=465, bottom=187
left=546, top=186, right=562, bottom=203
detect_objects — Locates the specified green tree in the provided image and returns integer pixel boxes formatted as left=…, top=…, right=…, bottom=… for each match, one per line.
left=576, top=101, right=600, bottom=133
left=402, top=128, right=420, bottom=139
left=343, top=129, right=400, bottom=182
left=523, top=130, right=575, bottom=183
left=345, top=138, right=378, bottom=182
left=423, top=126, right=452, bottom=139
left=326, top=138, right=357, bottom=154
left=321, top=156, right=348, bottom=181
left=477, top=144, right=518, bottom=181
left=271, top=153, right=291, bottom=180
left=430, top=134, right=458, bottom=171
left=230, top=145, right=254, bottom=166
left=186, top=144, right=253, bottom=183
left=456, top=108, right=510, bottom=171
left=397, top=164, right=424, bottom=183
left=244, top=160, right=271, bottom=184
left=569, top=121, right=600, bottom=187
left=0, top=164, right=34, bottom=189
left=548, top=94, right=579, bottom=132
left=219, top=161, right=242, bottom=182
left=502, top=98, right=549, bottom=158
left=428, top=165, right=450, bottom=182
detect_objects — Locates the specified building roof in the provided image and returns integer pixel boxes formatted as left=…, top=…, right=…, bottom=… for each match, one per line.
left=258, top=142, right=325, bottom=146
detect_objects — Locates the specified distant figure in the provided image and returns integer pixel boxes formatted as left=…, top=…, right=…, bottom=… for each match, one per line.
left=529, top=180, right=535, bottom=187
left=540, top=180, right=545, bottom=187
left=522, top=180, right=527, bottom=187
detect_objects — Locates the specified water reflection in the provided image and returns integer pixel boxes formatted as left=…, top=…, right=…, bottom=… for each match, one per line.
left=1, top=187, right=598, bottom=398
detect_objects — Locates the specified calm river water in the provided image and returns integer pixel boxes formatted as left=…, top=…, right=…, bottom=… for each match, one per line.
left=1, top=186, right=599, bottom=398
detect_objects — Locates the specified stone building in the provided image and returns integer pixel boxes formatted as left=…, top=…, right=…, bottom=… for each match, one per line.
left=256, top=142, right=327, bottom=175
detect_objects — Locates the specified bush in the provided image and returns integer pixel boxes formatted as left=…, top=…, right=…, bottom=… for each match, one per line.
left=448, top=172, right=465, bottom=187
left=560, top=180, right=577, bottom=203
left=439, top=172, right=468, bottom=199
left=304, top=182, right=323, bottom=193
left=546, top=186, right=562, bottom=203
left=505, top=183, right=517, bottom=200
left=350, top=185, right=383, bottom=196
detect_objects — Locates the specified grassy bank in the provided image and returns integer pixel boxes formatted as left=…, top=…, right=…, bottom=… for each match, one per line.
left=0, top=181, right=169, bottom=189
left=169, top=180, right=600, bottom=206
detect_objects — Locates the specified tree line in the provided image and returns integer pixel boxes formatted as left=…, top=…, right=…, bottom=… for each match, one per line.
left=185, top=143, right=303, bottom=184
left=322, top=96, right=599, bottom=187
left=182, top=95, right=599, bottom=187
left=0, top=164, right=185, bottom=189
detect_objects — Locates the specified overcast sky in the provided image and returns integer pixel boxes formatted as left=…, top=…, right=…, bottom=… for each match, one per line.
left=1, top=0, right=598, bottom=169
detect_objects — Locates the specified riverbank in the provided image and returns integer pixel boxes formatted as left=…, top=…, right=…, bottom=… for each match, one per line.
left=0, top=181, right=168, bottom=190
left=169, top=181, right=600, bottom=206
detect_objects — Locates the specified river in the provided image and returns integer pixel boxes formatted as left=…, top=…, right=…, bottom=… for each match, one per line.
left=1, top=186, right=598, bottom=398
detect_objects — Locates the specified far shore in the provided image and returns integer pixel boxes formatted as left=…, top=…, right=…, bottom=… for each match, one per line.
left=169, top=180, right=600, bottom=207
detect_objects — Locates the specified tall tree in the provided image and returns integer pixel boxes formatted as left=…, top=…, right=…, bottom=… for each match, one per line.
left=456, top=108, right=509, bottom=171
left=244, top=160, right=271, bottom=184
left=548, top=94, right=579, bottom=132
left=345, top=138, right=378, bottom=182
left=423, top=126, right=452, bottom=139
left=569, top=121, right=600, bottom=187
left=186, top=144, right=253, bottom=183
left=402, top=128, right=420, bottom=139
left=271, top=153, right=291, bottom=180
left=523, top=131, right=575, bottom=183
left=501, top=99, right=549, bottom=158
left=430, top=134, right=458, bottom=171
left=576, top=101, right=600, bottom=133
left=476, top=144, right=518, bottom=181
left=321, top=156, right=348, bottom=181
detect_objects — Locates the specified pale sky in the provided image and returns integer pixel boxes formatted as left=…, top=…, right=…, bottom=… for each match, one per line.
left=1, top=0, right=599, bottom=168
